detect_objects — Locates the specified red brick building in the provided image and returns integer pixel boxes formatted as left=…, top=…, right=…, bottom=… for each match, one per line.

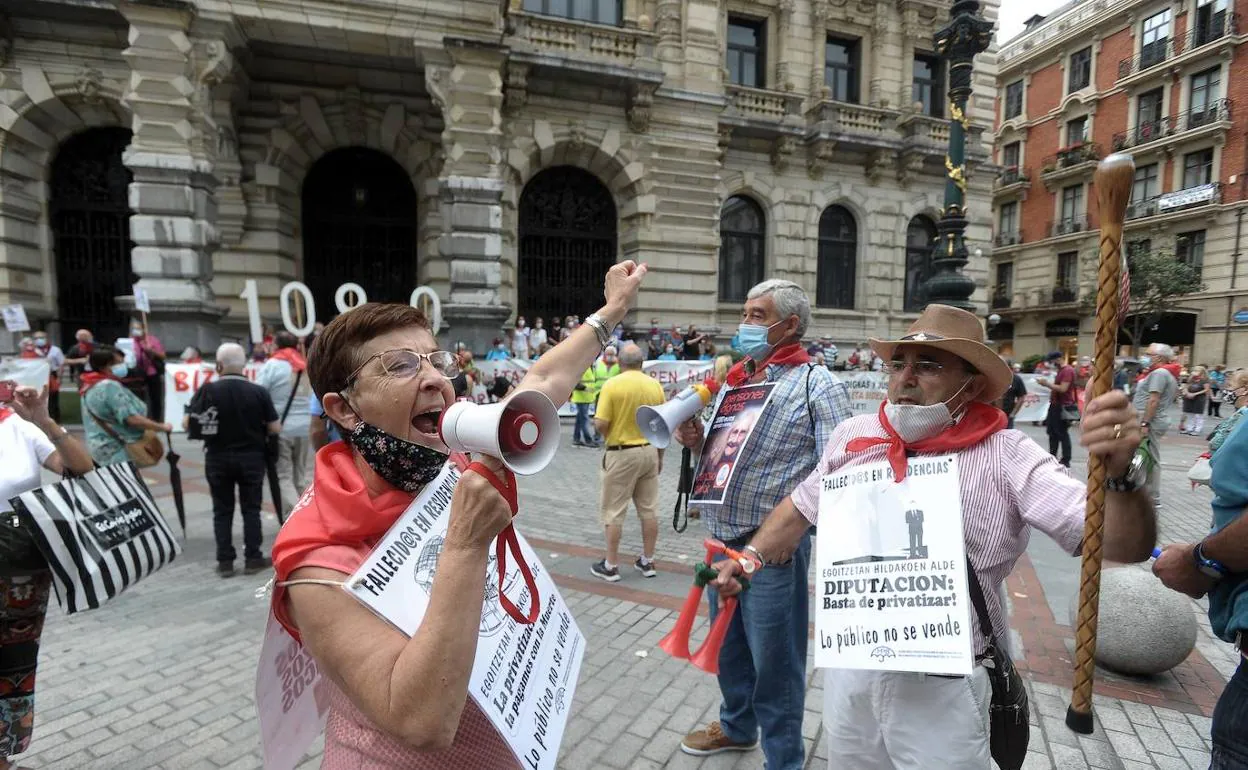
left=990, top=0, right=1247, bottom=366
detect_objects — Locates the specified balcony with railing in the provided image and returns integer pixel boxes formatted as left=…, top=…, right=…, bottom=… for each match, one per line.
left=723, top=85, right=805, bottom=139
left=994, top=167, right=1030, bottom=197
left=1049, top=216, right=1091, bottom=238
left=1126, top=197, right=1160, bottom=220
left=805, top=100, right=896, bottom=149
left=1051, top=286, right=1079, bottom=304
left=1125, top=183, right=1223, bottom=225
left=1116, top=14, right=1238, bottom=82
left=994, top=231, right=1024, bottom=248
left=1041, top=143, right=1102, bottom=188
left=1111, top=100, right=1233, bottom=152
left=991, top=288, right=1012, bottom=309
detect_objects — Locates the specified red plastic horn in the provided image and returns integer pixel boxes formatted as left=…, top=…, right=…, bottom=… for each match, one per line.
left=657, top=539, right=751, bottom=674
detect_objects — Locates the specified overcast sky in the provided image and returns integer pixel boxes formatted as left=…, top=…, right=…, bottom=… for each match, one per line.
left=996, top=0, right=1070, bottom=43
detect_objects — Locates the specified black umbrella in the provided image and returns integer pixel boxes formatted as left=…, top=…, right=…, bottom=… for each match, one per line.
left=163, top=432, right=186, bottom=537
left=266, top=436, right=285, bottom=525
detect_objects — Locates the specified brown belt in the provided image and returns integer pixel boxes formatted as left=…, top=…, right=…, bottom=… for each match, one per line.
left=606, top=444, right=647, bottom=451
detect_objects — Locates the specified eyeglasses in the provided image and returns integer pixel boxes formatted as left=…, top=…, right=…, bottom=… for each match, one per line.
left=886, top=360, right=948, bottom=377
left=345, top=349, right=460, bottom=387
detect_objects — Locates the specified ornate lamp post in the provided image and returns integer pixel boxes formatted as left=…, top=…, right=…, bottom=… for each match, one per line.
left=922, top=0, right=994, bottom=311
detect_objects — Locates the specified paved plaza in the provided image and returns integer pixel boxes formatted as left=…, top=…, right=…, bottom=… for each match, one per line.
left=9, top=421, right=1240, bottom=769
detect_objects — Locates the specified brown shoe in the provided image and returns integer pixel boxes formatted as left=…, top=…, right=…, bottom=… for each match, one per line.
left=680, top=720, right=758, bottom=756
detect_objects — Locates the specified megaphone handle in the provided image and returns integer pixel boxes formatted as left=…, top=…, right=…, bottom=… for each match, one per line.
left=466, top=462, right=539, bottom=625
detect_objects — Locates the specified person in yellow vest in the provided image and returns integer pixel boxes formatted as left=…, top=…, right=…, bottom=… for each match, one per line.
left=590, top=343, right=667, bottom=581
left=590, top=345, right=622, bottom=444
left=571, top=361, right=600, bottom=447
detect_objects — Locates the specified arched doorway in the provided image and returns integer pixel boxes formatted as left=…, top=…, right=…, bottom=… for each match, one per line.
left=719, top=195, right=766, bottom=303
left=302, top=148, right=417, bottom=319
left=518, top=166, right=617, bottom=323
left=50, top=127, right=134, bottom=347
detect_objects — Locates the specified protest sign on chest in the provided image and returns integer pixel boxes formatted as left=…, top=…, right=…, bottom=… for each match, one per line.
left=814, top=454, right=974, bottom=676
left=689, top=383, right=776, bottom=505
left=344, top=463, right=584, bottom=770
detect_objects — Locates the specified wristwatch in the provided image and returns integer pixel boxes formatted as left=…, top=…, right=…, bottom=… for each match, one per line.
left=1193, top=541, right=1228, bottom=580
left=1105, top=449, right=1147, bottom=493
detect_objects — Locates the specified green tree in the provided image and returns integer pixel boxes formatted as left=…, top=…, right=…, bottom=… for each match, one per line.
left=1122, top=245, right=1204, bottom=354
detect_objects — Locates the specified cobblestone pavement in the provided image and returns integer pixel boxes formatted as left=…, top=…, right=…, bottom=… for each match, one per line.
left=9, top=420, right=1240, bottom=769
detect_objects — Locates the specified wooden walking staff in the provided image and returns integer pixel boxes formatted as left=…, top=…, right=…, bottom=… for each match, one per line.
left=1065, top=153, right=1135, bottom=734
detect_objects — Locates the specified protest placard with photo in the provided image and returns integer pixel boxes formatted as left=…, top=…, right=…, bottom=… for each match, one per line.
left=688, top=383, right=776, bottom=505
left=814, top=454, right=973, bottom=676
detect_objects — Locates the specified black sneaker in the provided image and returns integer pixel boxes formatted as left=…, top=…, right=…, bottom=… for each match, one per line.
left=216, top=561, right=236, bottom=578
left=634, top=557, right=656, bottom=578
left=244, top=556, right=273, bottom=576
left=590, top=560, right=620, bottom=582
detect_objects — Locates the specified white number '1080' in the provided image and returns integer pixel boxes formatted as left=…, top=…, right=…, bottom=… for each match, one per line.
left=238, top=279, right=443, bottom=342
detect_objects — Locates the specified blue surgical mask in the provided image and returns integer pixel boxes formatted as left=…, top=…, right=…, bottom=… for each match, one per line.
left=110, top=363, right=129, bottom=378
left=1138, top=356, right=1151, bottom=368
left=736, top=320, right=782, bottom=361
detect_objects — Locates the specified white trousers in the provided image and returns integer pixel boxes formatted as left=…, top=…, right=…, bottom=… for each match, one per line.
left=822, top=667, right=993, bottom=770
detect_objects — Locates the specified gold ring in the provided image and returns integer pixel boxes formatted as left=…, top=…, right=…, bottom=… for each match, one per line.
left=1113, top=423, right=1122, bottom=440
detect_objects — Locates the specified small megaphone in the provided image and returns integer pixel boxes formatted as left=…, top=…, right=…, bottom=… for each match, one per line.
left=439, top=389, right=560, bottom=475
left=635, top=383, right=714, bottom=449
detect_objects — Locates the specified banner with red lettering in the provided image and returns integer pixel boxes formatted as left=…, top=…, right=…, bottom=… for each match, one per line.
left=472, top=359, right=713, bottom=417
left=164, top=362, right=262, bottom=433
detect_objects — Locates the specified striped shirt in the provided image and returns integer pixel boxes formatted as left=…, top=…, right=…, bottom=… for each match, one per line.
left=694, top=363, right=852, bottom=540
left=791, top=413, right=1086, bottom=655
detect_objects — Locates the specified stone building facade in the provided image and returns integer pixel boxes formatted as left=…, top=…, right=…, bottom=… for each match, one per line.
left=0, top=0, right=998, bottom=356
left=990, top=0, right=1248, bottom=366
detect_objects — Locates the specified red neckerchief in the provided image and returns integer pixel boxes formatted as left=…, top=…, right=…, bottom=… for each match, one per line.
left=846, top=401, right=1006, bottom=482
left=78, top=371, right=115, bottom=395
left=1136, top=362, right=1182, bottom=383
left=725, top=343, right=811, bottom=387
left=0, top=408, right=12, bottom=423
left=270, top=347, right=307, bottom=373
left=18, top=350, right=37, bottom=359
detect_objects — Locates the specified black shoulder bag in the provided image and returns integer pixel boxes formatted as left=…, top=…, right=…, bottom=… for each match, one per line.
left=966, top=558, right=1030, bottom=770
left=268, top=371, right=303, bottom=459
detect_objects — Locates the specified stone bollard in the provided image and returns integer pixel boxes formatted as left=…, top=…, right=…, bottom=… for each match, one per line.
left=1067, top=565, right=1198, bottom=676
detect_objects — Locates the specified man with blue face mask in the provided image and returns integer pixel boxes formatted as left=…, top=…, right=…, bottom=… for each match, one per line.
left=674, top=279, right=851, bottom=769
left=708, top=304, right=1158, bottom=770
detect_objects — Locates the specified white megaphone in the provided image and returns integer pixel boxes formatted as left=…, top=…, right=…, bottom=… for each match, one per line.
left=439, top=389, right=561, bottom=475
left=635, top=383, right=715, bottom=449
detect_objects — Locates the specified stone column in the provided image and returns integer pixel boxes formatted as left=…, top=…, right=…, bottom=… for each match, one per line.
left=899, top=8, right=918, bottom=110
left=426, top=40, right=510, bottom=353
left=119, top=0, right=226, bottom=353
left=777, top=0, right=795, bottom=91
left=810, top=2, right=829, bottom=99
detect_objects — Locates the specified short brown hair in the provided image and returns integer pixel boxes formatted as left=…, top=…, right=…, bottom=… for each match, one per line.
left=308, top=303, right=432, bottom=399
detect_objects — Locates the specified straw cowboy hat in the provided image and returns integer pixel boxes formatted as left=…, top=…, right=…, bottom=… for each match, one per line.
left=869, top=304, right=1014, bottom=401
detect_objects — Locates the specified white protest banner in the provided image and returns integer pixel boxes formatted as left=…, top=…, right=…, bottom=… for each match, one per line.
left=255, top=614, right=333, bottom=770
left=164, top=362, right=262, bottom=433
left=1013, top=374, right=1052, bottom=424
left=840, top=371, right=889, bottom=416
left=472, top=359, right=713, bottom=418
left=0, top=358, right=51, bottom=389
left=814, top=454, right=973, bottom=676
left=133, top=285, right=151, bottom=314
left=345, top=463, right=584, bottom=770
left=689, top=383, right=776, bottom=505
left=1, top=304, right=29, bottom=333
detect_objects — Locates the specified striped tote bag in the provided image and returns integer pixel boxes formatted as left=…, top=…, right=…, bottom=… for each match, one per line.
left=9, top=462, right=181, bottom=614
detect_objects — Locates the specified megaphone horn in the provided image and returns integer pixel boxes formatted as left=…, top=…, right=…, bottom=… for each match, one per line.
left=636, top=383, right=713, bottom=449
left=439, top=389, right=561, bottom=475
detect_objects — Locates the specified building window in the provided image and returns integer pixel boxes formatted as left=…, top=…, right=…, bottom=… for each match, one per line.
left=1190, top=67, right=1222, bottom=125
left=1066, top=116, right=1088, bottom=146
left=1183, top=149, right=1214, bottom=189
left=824, top=36, right=860, bottom=103
left=719, top=195, right=765, bottom=302
left=1061, top=184, right=1084, bottom=224
left=1195, top=0, right=1230, bottom=45
left=999, top=201, right=1018, bottom=238
left=1002, top=141, right=1021, bottom=169
left=1140, top=9, right=1172, bottom=68
left=996, top=262, right=1014, bottom=295
left=1057, top=251, right=1078, bottom=289
left=1068, top=46, right=1092, bottom=92
left=1176, top=230, right=1206, bottom=272
left=1132, top=163, right=1159, bottom=202
left=1004, top=80, right=1024, bottom=120
left=904, top=215, right=937, bottom=312
left=816, top=206, right=856, bottom=309
left=1128, top=239, right=1151, bottom=260
left=727, top=17, right=766, bottom=88
left=1136, top=88, right=1164, bottom=139
left=522, top=0, right=621, bottom=25
left=913, top=55, right=943, bottom=117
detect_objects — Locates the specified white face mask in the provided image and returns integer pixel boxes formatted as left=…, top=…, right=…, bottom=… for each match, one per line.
left=883, top=377, right=973, bottom=444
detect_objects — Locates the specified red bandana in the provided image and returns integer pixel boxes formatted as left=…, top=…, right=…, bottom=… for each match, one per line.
left=846, top=401, right=1006, bottom=482
left=270, top=347, right=308, bottom=373
left=725, top=343, right=812, bottom=387
left=78, top=371, right=114, bottom=395
left=0, top=408, right=12, bottom=423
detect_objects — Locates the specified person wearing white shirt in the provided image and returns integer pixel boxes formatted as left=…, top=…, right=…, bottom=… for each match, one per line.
left=530, top=318, right=549, bottom=352
left=511, top=317, right=532, bottom=360
left=256, top=331, right=312, bottom=519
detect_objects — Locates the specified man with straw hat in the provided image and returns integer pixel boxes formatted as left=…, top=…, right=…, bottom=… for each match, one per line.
left=707, top=304, right=1158, bottom=769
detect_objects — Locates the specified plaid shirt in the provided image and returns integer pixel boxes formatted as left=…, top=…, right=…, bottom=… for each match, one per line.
left=693, top=362, right=852, bottom=540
